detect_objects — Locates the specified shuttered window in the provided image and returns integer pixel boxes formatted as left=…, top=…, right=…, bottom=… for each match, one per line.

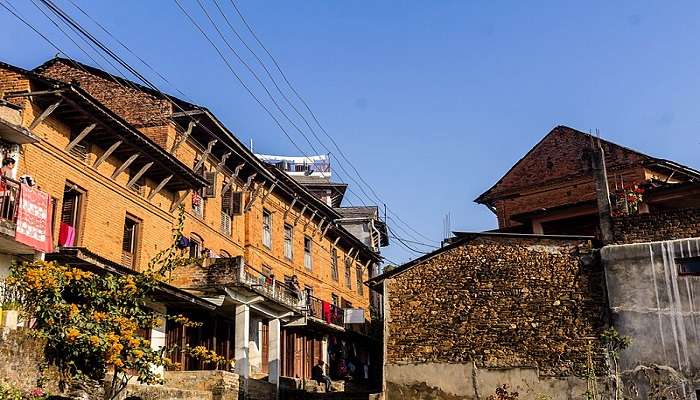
left=344, top=257, right=352, bottom=289
left=262, top=209, right=272, bottom=249
left=330, top=248, right=339, bottom=281
left=121, top=215, right=140, bottom=269
left=203, top=171, right=217, bottom=198
left=60, top=184, right=84, bottom=246
left=304, top=236, right=313, bottom=270
left=356, top=266, right=363, bottom=295
left=284, top=224, right=293, bottom=260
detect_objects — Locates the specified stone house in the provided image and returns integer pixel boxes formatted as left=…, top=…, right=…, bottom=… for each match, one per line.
left=370, top=126, right=700, bottom=399
left=0, top=57, right=385, bottom=397
left=369, top=233, right=608, bottom=399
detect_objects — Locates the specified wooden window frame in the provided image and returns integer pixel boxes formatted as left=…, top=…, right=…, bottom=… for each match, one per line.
left=262, top=209, right=272, bottom=249
left=284, top=224, right=293, bottom=260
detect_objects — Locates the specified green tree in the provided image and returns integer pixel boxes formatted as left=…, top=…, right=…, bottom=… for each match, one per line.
left=6, top=207, right=207, bottom=399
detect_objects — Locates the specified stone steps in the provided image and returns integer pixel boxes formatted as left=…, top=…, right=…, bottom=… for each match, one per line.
left=118, top=383, right=213, bottom=400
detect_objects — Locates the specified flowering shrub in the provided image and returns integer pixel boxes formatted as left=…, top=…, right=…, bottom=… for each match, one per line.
left=185, top=345, right=226, bottom=369
left=610, top=183, right=645, bottom=216
left=0, top=381, right=48, bottom=400
left=5, top=208, right=196, bottom=399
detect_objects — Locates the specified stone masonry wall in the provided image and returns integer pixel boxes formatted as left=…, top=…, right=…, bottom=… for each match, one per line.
left=386, top=236, right=608, bottom=377
left=613, top=207, right=700, bottom=244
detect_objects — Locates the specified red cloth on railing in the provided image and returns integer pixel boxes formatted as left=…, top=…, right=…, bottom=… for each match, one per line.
left=322, top=300, right=332, bottom=324
left=58, top=223, right=75, bottom=247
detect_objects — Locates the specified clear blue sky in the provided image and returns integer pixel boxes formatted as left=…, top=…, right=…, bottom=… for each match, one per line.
left=2, top=1, right=699, bottom=264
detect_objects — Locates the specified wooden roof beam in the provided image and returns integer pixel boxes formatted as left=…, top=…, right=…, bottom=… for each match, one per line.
left=111, top=153, right=139, bottom=179
left=169, top=120, right=195, bottom=153
left=29, top=98, right=62, bottom=131
left=148, top=175, right=173, bottom=200
left=193, top=139, right=217, bottom=172
left=127, top=162, right=154, bottom=189
left=93, top=140, right=122, bottom=168
left=65, top=123, right=96, bottom=152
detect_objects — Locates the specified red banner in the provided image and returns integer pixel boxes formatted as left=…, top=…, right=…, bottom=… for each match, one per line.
left=15, top=184, right=53, bottom=253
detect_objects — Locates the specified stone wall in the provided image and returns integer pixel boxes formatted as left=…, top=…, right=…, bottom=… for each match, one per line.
left=384, top=235, right=608, bottom=399
left=613, top=207, right=700, bottom=244
left=0, top=328, right=58, bottom=392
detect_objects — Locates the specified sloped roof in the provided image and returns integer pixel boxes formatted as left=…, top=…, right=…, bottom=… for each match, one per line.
left=475, top=125, right=700, bottom=205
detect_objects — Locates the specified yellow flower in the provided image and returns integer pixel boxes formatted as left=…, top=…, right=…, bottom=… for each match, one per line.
left=132, top=349, right=144, bottom=359
left=89, top=336, right=101, bottom=347
left=66, top=327, right=80, bottom=342
left=68, top=304, right=79, bottom=319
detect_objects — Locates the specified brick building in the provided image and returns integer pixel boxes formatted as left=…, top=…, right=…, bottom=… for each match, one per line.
left=0, top=57, right=385, bottom=396
left=475, top=125, right=700, bottom=236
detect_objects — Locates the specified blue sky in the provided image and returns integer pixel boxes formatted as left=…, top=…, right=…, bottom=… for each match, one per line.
left=2, top=1, right=699, bottom=264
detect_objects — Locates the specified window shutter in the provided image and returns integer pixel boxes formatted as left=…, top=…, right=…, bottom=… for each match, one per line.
left=222, top=188, right=232, bottom=216
left=61, top=196, right=76, bottom=225
left=203, top=171, right=217, bottom=198
left=231, top=192, right=243, bottom=216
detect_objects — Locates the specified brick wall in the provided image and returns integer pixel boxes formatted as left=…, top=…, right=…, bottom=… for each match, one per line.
left=386, top=236, right=608, bottom=377
left=38, top=60, right=173, bottom=145
left=613, top=207, right=700, bottom=244
left=481, top=126, right=650, bottom=229
left=3, top=62, right=373, bottom=315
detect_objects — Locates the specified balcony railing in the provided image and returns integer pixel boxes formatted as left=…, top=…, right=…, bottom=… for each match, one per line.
left=0, top=177, right=19, bottom=226
left=235, top=263, right=303, bottom=309
left=306, top=295, right=344, bottom=327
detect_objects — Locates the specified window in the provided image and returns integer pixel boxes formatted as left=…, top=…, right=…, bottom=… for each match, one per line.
left=192, top=191, right=204, bottom=218
left=219, top=249, right=231, bottom=258
left=220, top=210, right=232, bottom=236
left=59, top=184, right=83, bottom=247
left=678, top=257, right=700, bottom=275
left=262, top=265, right=272, bottom=278
left=304, top=236, right=313, bottom=270
left=284, top=224, right=293, bottom=260
left=121, top=215, right=140, bottom=268
left=222, top=189, right=243, bottom=217
left=304, top=285, right=314, bottom=302
left=189, top=234, right=202, bottom=258
left=330, top=247, right=339, bottom=281
left=331, top=294, right=339, bottom=308
left=344, top=257, right=352, bottom=289
left=356, top=266, right=364, bottom=295
left=262, top=209, right=272, bottom=249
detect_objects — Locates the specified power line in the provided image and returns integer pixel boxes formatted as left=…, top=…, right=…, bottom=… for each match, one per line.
left=11, top=0, right=432, bottom=258
left=221, top=0, right=437, bottom=244
left=177, top=0, right=440, bottom=252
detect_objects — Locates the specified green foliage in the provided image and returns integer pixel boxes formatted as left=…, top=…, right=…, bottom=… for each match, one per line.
left=601, top=327, right=632, bottom=360
left=0, top=381, right=48, bottom=400
left=5, top=207, right=193, bottom=399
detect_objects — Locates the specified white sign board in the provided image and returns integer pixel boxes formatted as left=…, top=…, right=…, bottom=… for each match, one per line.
left=344, top=308, right=365, bottom=324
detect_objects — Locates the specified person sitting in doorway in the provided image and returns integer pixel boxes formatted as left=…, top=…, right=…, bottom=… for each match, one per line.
left=312, top=359, right=333, bottom=392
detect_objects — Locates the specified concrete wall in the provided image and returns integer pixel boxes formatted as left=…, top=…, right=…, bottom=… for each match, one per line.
left=602, top=238, right=700, bottom=382
left=385, top=362, right=589, bottom=400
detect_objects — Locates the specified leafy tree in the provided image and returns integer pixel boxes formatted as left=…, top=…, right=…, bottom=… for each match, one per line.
left=6, top=207, right=213, bottom=399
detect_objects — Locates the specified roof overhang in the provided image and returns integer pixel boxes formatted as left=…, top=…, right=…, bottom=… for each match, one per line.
left=0, top=118, right=39, bottom=144
left=46, top=247, right=218, bottom=311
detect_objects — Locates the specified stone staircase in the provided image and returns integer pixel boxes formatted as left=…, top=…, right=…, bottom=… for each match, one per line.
left=117, top=383, right=213, bottom=400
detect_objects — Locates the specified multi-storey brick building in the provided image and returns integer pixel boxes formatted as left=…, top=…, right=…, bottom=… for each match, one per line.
left=0, top=57, right=384, bottom=395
